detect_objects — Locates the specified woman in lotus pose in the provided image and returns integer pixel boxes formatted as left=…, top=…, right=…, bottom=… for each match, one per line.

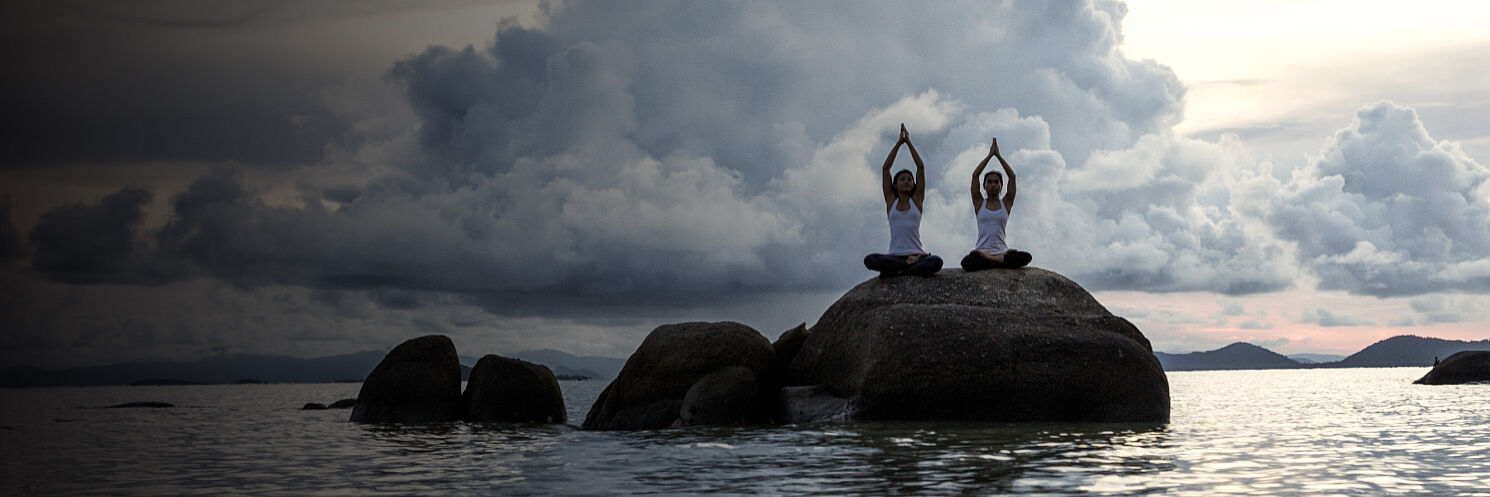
left=864, top=124, right=943, bottom=278
left=962, top=137, right=1031, bottom=271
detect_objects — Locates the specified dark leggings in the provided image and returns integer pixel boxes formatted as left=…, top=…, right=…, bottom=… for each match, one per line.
left=864, top=253, right=944, bottom=277
left=960, top=250, right=1032, bottom=271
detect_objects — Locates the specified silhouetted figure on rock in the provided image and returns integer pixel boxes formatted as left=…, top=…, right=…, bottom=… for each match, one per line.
left=961, top=137, right=1032, bottom=271
left=864, top=124, right=943, bottom=278
left=1416, top=351, right=1490, bottom=385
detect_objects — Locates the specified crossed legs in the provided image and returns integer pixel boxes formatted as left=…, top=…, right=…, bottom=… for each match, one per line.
left=864, top=253, right=944, bottom=278
left=960, top=249, right=1032, bottom=271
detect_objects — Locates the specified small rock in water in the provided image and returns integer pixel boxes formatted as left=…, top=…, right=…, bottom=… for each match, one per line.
left=302, top=403, right=328, bottom=410
left=462, top=354, right=567, bottom=424
left=105, top=401, right=174, bottom=408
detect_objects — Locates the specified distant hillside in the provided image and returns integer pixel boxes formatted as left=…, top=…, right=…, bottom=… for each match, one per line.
left=513, top=349, right=625, bottom=379
left=1154, top=342, right=1304, bottom=371
left=1330, top=335, right=1490, bottom=368
left=1288, top=354, right=1345, bottom=364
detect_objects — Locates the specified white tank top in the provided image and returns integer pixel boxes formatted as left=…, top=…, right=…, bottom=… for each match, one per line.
left=887, top=201, right=923, bottom=256
left=975, top=201, right=1008, bottom=254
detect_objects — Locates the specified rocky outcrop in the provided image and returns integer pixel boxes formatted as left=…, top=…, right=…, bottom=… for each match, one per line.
left=583, top=322, right=776, bottom=430
left=349, top=335, right=463, bottom=423
left=1414, top=351, right=1490, bottom=385
left=464, top=355, right=567, bottom=423
left=772, top=323, right=808, bottom=375
left=786, top=268, right=1169, bottom=423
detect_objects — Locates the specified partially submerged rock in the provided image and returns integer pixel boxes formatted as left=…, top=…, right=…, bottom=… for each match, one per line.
left=583, top=322, right=775, bottom=430
left=1414, top=351, right=1490, bottom=385
left=464, top=355, right=567, bottom=424
left=787, top=268, right=1169, bottom=423
left=349, top=335, right=463, bottom=423
left=104, top=401, right=174, bottom=408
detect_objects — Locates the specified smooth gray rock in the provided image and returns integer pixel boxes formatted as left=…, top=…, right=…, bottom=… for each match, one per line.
left=302, top=402, right=328, bottom=410
left=349, top=335, right=463, bottom=423
left=788, top=268, right=1169, bottom=423
left=1415, top=351, right=1490, bottom=385
left=583, top=322, right=774, bottom=430
left=463, top=355, right=567, bottom=424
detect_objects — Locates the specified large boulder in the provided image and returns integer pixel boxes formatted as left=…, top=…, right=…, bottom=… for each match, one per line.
left=349, top=335, right=463, bottom=423
left=464, top=355, right=567, bottom=423
left=583, top=322, right=775, bottom=430
left=787, top=268, right=1169, bottom=423
left=1414, top=351, right=1490, bottom=385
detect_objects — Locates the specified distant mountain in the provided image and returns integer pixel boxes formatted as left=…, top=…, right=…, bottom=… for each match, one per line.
left=513, top=349, right=626, bottom=379
left=1151, top=335, right=1490, bottom=371
left=0, top=351, right=389, bottom=388
left=1330, top=335, right=1490, bottom=368
left=1288, top=354, right=1345, bottom=364
left=1154, top=342, right=1305, bottom=371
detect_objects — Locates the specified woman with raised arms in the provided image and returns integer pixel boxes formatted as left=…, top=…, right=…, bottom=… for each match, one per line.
left=961, top=137, right=1032, bottom=271
left=863, top=124, right=944, bottom=278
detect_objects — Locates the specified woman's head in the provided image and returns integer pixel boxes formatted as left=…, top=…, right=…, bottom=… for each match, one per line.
left=893, top=170, right=915, bottom=195
left=983, top=171, right=1003, bottom=195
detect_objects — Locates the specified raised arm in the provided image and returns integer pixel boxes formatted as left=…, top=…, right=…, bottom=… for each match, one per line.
left=904, top=126, right=927, bottom=209
left=994, top=139, right=1016, bottom=212
left=881, top=126, right=906, bottom=207
left=971, top=138, right=994, bottom=213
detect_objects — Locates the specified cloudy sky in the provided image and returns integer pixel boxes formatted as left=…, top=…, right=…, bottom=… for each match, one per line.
left=4, top=0, right=1488, bottom=368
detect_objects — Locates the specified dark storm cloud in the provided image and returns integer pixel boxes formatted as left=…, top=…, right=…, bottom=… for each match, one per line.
left=1, top=1, right=354, bottom=167
left=0, top=196, right=28, bottom=260
left=27, top=186, right=181, bottom=283
left=87, top=0, right=1266, bottom=304
left=35, top=1, right=1467, bottom=309
left=388, top=1, right=1184, bottom=188
left=387, top=22, right=555, bottom=176
left=152, top=167, right=476, bottom=290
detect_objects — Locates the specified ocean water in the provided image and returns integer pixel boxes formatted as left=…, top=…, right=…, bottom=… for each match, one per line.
left=3, top=368, right=1489, bottom=496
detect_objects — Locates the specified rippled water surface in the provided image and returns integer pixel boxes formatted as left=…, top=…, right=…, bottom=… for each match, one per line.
left=4, top=368, right=1490, bottom=496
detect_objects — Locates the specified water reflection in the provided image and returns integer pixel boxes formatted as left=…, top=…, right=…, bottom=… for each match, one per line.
left=834, top=422, right=1175, bottom=495
left=7, top=371, right=1490, bottom=496
left=603, top=421, right=1175, bottom=495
